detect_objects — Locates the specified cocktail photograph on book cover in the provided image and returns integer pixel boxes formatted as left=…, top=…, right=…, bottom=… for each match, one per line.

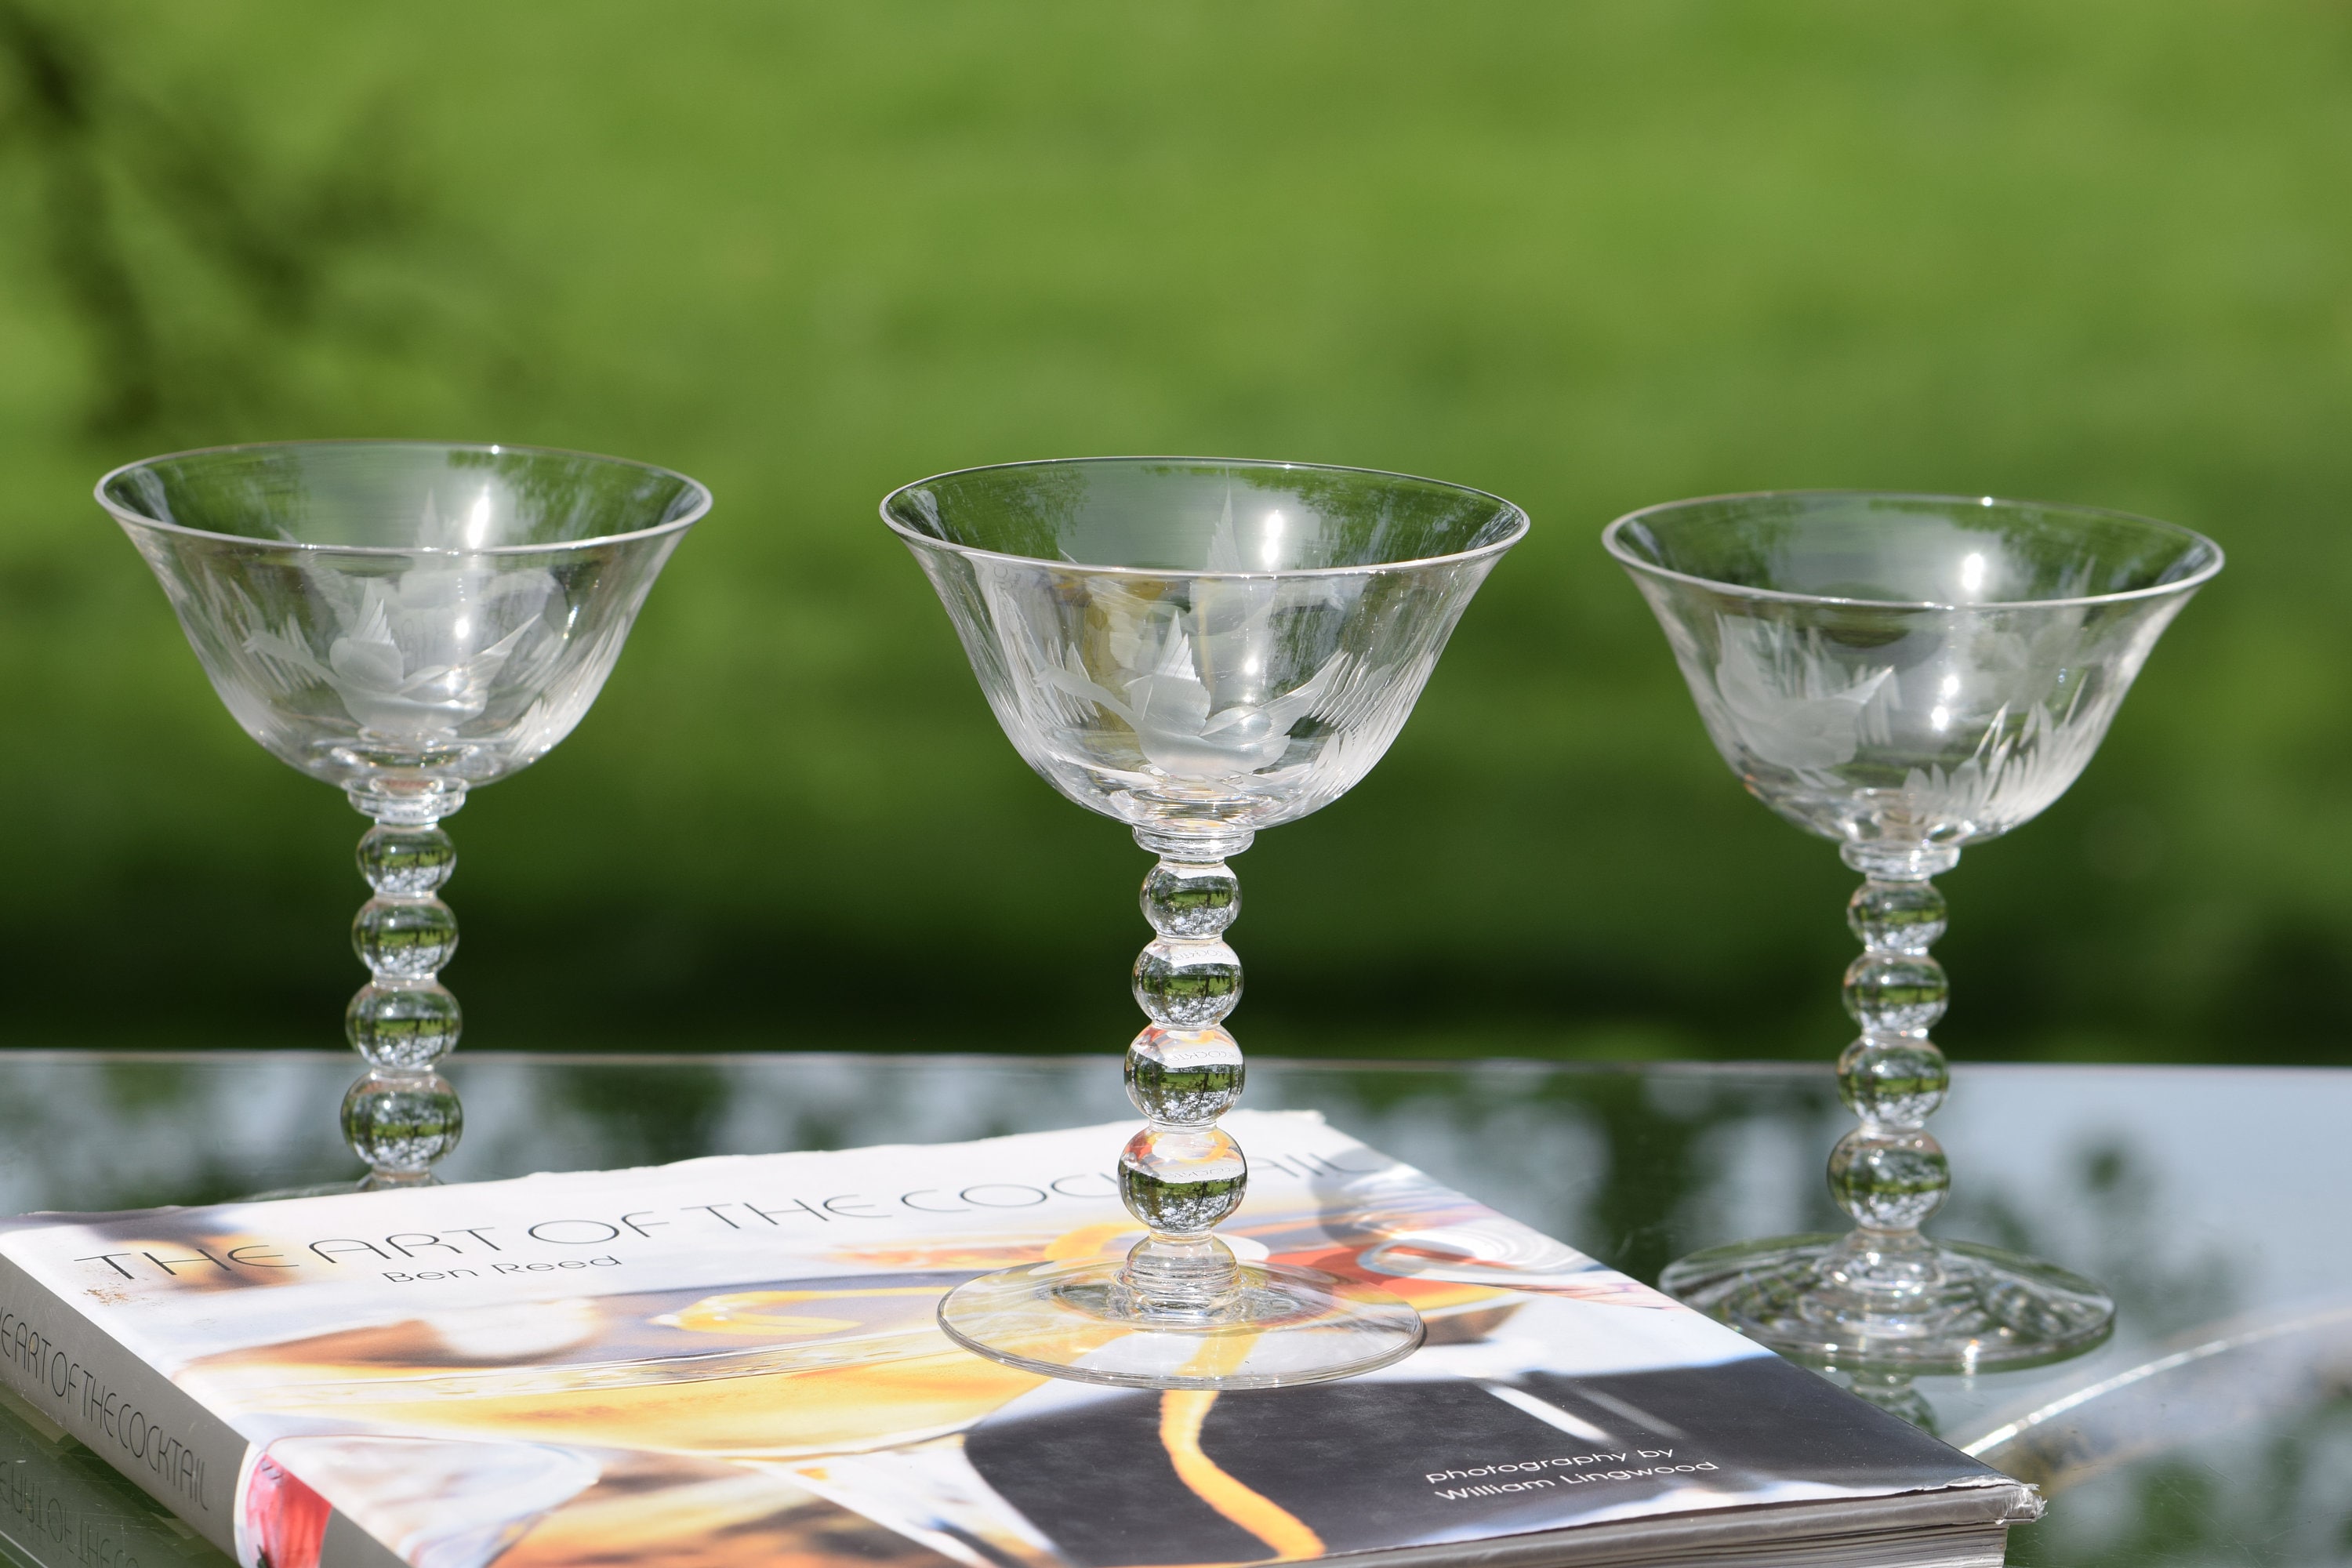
left=0, top=1115, right=2024, bottom=1568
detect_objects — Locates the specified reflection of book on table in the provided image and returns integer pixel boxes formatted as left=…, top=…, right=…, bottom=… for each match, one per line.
left=0, top=1111, right=2037, bottom=1568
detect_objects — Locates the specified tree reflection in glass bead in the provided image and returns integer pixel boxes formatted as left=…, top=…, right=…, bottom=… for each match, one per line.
left=1126, top=1025, right=1245, bottom=1126
left=358, top=823, right=455, bottom=898
left=1131, top=938, right=1241, bottom=1029
left=347, top=982, right=463, bottom=1070
left=1829, top=1128, right=1951, bottom=1230
left=1119, top=1125, right=1247, bottom=1235
left=1849, top=877, right=1947, bottom=953
left=353, top=894, right=459, bottom=979
left=341, top=1070, right=463, bottom=1189
left=1842, top=952, right=1949, bottom=1035
left=1836, top=1036, right=1950, bottom=1127
left=1141, top=860, right=1240, bottom=938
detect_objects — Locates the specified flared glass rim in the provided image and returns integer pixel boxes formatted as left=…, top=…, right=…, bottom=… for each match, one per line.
left=878, top=455, right=1531, bottom=579
left=93, top=438, right=713, bottom=556
left=1602, top=488, right=2225, bottom=611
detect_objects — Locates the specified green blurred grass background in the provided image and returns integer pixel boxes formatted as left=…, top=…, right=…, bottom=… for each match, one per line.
left=2, top=0, right=2348, bottom=1064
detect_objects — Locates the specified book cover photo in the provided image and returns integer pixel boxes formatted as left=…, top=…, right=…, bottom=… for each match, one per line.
left=0, top=1112, right=2024, bottom=1568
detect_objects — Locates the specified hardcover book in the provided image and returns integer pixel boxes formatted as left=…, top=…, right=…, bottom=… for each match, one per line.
left=0, top=1112, right=2034, bottom=1568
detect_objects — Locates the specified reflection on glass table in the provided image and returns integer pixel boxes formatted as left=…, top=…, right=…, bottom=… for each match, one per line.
left=0, top=1055, right=2345, bottom=1567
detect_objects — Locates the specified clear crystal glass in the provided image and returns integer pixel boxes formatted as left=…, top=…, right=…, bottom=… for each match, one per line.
left=887, top=456, right=1528, bottom=1388
left=98, top=441, right=707, bottom=1187
left=1608, top=491, right=2221, bottom=1370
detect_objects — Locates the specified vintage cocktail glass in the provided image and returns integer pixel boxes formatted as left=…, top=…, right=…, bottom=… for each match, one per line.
left=99, top=441, right=708, bottom=1187
left=1607, top=491, right=2221, bottom=1370
left=885, top=457, right=1529, bottom=1388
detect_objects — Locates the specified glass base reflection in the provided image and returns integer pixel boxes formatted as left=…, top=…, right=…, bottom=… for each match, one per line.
left=1661, top=1232, right=2114, bottom=1374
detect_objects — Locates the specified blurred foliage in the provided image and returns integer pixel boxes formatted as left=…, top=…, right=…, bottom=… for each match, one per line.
left=1, top=0, right=2349, bottom=1064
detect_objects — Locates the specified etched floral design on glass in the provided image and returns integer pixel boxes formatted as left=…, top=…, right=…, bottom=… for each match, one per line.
left=1608, top=491, right=2222, bottom=1370
left=100, top=442, right=708, bottom=1188
left=887, top=457, right=1529, bottom=1389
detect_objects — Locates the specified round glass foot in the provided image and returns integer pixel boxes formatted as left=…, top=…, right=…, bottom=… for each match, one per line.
left=239, top=1174, right=444, bottom=1201
left=1659, top=1232, right=2114, bottom=1373
left=241, top=1180, right=375, bottom=1201
left=938, top=1258, right=1425, bottom=1390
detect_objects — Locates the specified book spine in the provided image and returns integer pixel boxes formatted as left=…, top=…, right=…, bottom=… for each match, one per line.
left=0, top=1383, right=224, bottom=1568
left=0, top=1252, right=247, bottom=1562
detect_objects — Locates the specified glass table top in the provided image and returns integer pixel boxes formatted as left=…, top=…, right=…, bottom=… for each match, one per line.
left=1, top=1053, right=2346, bottom=1568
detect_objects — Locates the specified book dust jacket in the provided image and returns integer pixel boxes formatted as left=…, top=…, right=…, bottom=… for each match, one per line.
left=0, top=1112, right=2009, bottom=1568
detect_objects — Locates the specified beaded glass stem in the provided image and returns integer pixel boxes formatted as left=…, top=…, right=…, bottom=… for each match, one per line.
left=1832, top=844, right=1957, bottom=1243
left=1120, top=829, right=1251, bottom=1312
left=887, top=457, right=1528, bottom=1389
left=342, top=788, right=466, bottom=1187
left=100, top=442, right=706, bottom=1188
left=1609, top=490, right=2222, bottom=1372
